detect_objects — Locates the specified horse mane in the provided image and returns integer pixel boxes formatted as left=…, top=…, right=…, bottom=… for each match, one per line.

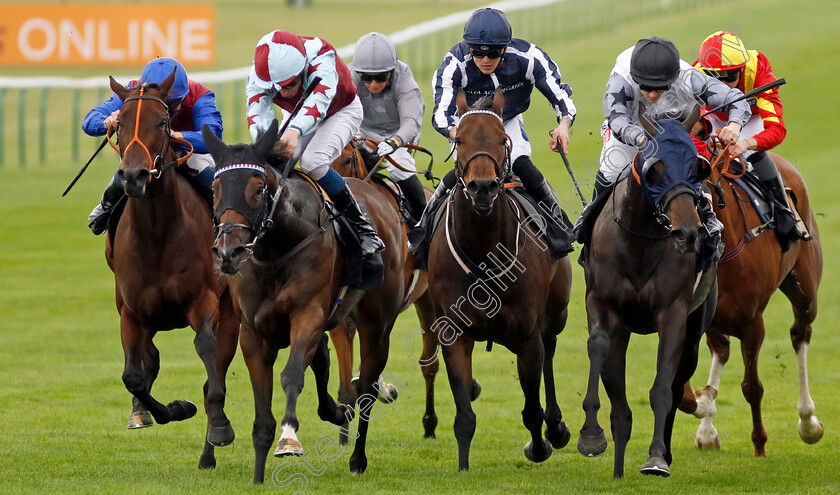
left=472, top=94, right=495, bottom=110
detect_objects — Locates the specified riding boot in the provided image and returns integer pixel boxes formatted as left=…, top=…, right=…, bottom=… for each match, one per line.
left=331, top=185, right=386, bottom=258
left=407, top=168, right=457, bottom=268
left=88, top=173, right=125, bottom=235
left=698, top=186, right=724, bottom=270
left=513, top=156, right=574, bottom=260
left=750, top=151, right=811, bottom=250
left=573, top=171, right=611, bottom=243
left=396, top=175, right=427, bottom=228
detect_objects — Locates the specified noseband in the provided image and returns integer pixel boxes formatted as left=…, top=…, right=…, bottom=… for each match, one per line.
left=212, top=163, right=274, bottom=254
left=107, top=85, right=194, bottom=180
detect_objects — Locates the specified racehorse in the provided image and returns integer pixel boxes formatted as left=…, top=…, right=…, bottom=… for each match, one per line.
left=576, top=107, right=718, bottom=478
left=104, top=72, right=239, bottom=469
left=204, top=120, right=404, bottom=482
left=426, top=89, right=573, bottom=471
left=329, top=141, right=443, bottom=441
left=678, top=149, right=823, bottom=455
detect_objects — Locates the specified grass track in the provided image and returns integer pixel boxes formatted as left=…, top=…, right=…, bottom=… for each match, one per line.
left=1, top=0, right=839, bottom=493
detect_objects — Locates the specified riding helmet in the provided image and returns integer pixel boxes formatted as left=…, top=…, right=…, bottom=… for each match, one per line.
left=630, top=36, right=680, bottom=88
left=463, top=8, right=512, bottom=48
left=353, top=32, right=398, bottom=73
left=696, top=31, right=750, bottom=71
left=140, top=57, right=189, bottom=101
left=251, top=30, right=307, bottom=90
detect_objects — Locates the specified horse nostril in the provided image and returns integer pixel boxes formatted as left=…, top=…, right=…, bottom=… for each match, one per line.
left=488, top=182, right=499, bottom=197
left=466, top=181, right=479, bottom=195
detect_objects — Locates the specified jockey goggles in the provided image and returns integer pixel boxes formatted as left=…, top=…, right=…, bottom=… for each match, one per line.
left=358, top=71, right=391, bottom=83
left=639, top=83, right=670, bottom=92
left=714, top=68, right=741, bottom=83
left=469, top=45, right=505, bottom=60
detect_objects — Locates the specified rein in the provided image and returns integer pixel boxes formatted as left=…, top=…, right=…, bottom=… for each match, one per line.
left=107, top=85, right=194, bottom=180
left=356, top=137, right=436, bottom=181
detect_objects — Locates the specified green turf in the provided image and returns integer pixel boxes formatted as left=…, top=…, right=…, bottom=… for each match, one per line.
left=1, top=0, right=838, bottom=493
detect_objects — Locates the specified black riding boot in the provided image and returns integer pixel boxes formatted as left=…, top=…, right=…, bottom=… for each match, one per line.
left=512, top=156, right=574, bottom=260
left=697, top=185, right=724, bottom=271
left=88, top=175, right=125, bottom=235
left=396, top=175, right=428, bottom=228
left=407, top=168, right=457, bottom=269
left=750, top=151, right=811, bottom=251
left=332, top=186, right=385, bottom=258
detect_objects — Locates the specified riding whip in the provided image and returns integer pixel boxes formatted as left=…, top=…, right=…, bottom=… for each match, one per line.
left=549, top=131, right=588, bottom=207
left=274, top=76, right=322, bottom=177
left=701, top=78, right=786, bottom=117
left=62, top=136, right=109, bottom=197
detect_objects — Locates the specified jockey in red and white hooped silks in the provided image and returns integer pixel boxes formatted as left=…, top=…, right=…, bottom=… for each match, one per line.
left=695, top=31, right=809, bottom=246
left=245, top=30, right=384, bottom=257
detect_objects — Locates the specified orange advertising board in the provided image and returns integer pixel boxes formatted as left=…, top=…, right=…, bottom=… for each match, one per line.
left=0, top=4, right=215, bottom=66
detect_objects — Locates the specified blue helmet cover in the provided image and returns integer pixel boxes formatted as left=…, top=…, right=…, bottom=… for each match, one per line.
left=638, top=119, right=700, bottom=207
left=463, top=8, right=512, bottom=46
left=140, top=57, right=189, bottom=100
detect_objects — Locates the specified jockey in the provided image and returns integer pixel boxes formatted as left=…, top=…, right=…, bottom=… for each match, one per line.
left=695, top=31, right=809, bottom=246
left=576, top=36, right=752, bottom=250
left=82, top=57, right=222, bottom=235
left=246, top=30, right=384, bottom=258
left=413, top=7, right=576, bottom=262
left=349, top=32, right=427, bottom=226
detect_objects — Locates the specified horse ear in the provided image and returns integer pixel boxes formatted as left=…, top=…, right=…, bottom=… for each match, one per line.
left=158, top=69, right=176, bottom=100
left=456, top=90, right=468, bottom=116
left=638, top=102, right=658, bottom=138
left=492, top=88, right=504, bottom=118
left=201, top=124, right=227, bottom=165
left=109, top=76, right=129, bottom=101
left=682, top=104, right=701, bottom=133
left=253, top=119, right=279, bottom=163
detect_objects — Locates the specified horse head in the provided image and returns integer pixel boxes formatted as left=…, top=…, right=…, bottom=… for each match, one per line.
left=454, top=89, right=509, bottom=216
left=203, top=120, right=279, bottom=274
left=330, top=140, right=368, bottom=179
left=109, top=71, right=181, bottom=198
left=635, top=105, right=709, bottom=253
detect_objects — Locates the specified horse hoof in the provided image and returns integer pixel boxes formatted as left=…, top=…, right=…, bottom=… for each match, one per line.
left=577, top=433, right=607, bottom=457
left=798, top=417, right=824, bottom=444
left=471, top=379, right=481, bottom=402
left=423, top=414, right=438, bottom=439
left=694, top=435, right=721, bottom=450
left=377, top=384, right=399, bottom=404
left=127, top=411, right=153, bottom=429
left=274, top=438, right=304, bottom=457
left=640, top=456, right=670, bottom=477
left=207, top=421, right=235, bottom=447
left=166, top=400, right=197, bottom=422
left=349, top=456, right=368, bottom=474
left=545, top=421, right=571, bottom=449
left=198, top=453, right=216, bottom=470
left=524, top=438, right=553, bottom=463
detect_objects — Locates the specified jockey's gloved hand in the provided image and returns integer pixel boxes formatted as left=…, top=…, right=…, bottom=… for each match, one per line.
left=377, top=138, right=400, bottom=157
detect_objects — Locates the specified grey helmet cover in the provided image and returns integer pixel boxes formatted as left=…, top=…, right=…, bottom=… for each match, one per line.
left=353, top=32, right=398, bottom=72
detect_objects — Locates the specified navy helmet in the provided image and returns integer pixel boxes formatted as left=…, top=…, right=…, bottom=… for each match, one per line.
left=630, top=37, right=680, bottom=88
left=140, top=57, right=189, bottom=101
left=463, top=8, right=512, bottom=48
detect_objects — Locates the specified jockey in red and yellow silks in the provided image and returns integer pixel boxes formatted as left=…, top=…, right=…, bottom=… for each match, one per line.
left=694, top=31, right=809, bottom=250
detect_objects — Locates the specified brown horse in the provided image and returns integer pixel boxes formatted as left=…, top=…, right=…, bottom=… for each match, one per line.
left=329, top=141, right=443, bottom=441
left=678, top=151, right=823, bottom=455
left=104, top=73, right=239, bottom=469
left=204, top=120, right=404, bottom=482
left=577, top=109, right=718, bottom=478
left=426, top=90, right=573, bottom=471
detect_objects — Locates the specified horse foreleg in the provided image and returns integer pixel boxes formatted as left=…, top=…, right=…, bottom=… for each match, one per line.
left=188, top=294, right=235, bottom=451
left=240, top=322, right=278, bottom=484
left=578, top=297, right=610, bottom=459
left=693, top=331, right=728, bottom=450
left=738, top=317, right=768, bottom=456
left=519, top=335, right=552, bottom=464
left=128, top=339, right=158, bottom=429
left=599, top=329, right=631, bottom=479
left=415, top=292, right=440, bottom=439
left=441, top=336, right=477, bottom=471
left=779, top=261, right=823, bottom=445
left=541, top=330, right=570, bottom=449
left=312, top=332, right=350, bottom=427
left=120, top=313, right=196, bottom=426
left=349, top=318, right=396, bottom=474
left=328, top=321, right=356, bottom=446
left=200, top=289, right=240, bottom=469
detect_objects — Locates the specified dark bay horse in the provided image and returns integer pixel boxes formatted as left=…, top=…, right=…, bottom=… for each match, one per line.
left=577, top=109, right=718, bottom=478
left=426, top=90, right=573, bottom=471
left=204, top=121, right=404, bottom=482
left=104, top=73, right=238, bottom=469
left=329, top=142, right=443, bottom=440
left=679, top=150, right=823, bottom=455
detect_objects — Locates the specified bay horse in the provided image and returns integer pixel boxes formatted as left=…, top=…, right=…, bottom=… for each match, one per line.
left=426, top=90, right=573, bottom=471
left=329, top=141, right=443, bottom=441
left=104, top=72, right=239, bottom=469
left=577, top=108, right=718, bottom=478
left=678, top=149, right=823, bottom=455
left=203, top=120, right=404, bottom=482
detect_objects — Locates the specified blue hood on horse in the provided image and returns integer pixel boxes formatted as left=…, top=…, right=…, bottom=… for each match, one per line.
left=638, top=119, right=701, bottom=208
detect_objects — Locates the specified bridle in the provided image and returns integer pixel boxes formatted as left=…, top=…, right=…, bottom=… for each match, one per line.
left=107, top=85, right=194, bottom=180
left=212, top=163, right=274, bottom=254
left=453, top=109, right=512, bottom=195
